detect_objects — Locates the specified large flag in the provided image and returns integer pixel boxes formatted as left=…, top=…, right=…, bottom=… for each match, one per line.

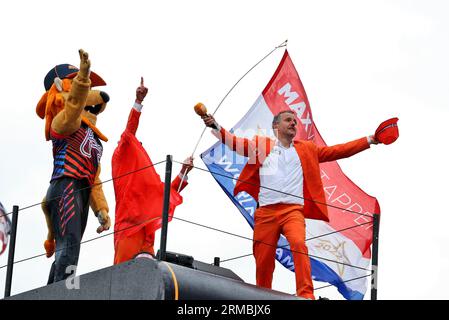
left=201, top=50, right=380, bottom=300
left=0, top=202, right=11, bottom=255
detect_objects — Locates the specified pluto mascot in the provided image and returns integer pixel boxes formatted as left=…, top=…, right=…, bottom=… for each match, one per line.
left=36, top=49, right=111, bottom=284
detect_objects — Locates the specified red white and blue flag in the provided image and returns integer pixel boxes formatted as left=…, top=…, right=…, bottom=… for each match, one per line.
left=0, top=202, right=11, bottom=255
left=201, top=50, right=380, bottom=300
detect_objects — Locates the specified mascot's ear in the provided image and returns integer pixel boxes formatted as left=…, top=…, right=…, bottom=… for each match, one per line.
left=54, top=77, right=63, bottom=92
left=36, top=91, right=48, bottom=119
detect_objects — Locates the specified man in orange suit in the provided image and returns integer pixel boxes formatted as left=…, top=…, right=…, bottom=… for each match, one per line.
left=202, top=110, right=380, bottom=299
left=113, top=78, right=193, bottom=265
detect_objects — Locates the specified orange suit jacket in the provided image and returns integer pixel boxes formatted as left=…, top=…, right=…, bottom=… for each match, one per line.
left=216, top=127, right=370, bottom=222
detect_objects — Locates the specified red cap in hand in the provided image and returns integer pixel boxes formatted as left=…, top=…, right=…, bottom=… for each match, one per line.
left=375, top=117, right=399, bottom=145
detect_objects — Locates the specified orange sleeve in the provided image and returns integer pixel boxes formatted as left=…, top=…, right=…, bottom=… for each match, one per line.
left=317, top=137, right=370, bottom=163
left=171, top=175, right=188, bottom=193
left=125, top=108, right=141, bottom=136
left=216, top=127, right=256, bottom=157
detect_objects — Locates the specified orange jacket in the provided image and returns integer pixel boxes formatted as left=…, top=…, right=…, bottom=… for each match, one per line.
left=112, top=108, right=186, bottom=243
left=217, top=128, right=370, bottom=222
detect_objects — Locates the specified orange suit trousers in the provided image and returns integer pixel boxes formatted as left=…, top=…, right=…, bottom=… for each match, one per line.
left=253, top=203, right=315, bottom=299
left=114, top=224, right=155, bottom=265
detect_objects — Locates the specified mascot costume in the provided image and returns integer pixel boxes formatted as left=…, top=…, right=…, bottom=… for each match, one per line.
left=36, top=49, right=111, bottom=284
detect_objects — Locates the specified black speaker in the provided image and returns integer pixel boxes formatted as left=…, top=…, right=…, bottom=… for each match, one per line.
left=155, top=250, right=242, bottom=282
left=156, top=250, right=194, bottom=268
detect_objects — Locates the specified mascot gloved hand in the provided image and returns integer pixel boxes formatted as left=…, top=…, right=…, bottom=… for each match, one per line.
left=95, top=209, right=111, bottom=234
left=36, top=49, right=110, bottom=283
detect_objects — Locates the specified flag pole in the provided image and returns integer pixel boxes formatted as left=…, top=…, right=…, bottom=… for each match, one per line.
left=4, top=205, right=19, bottom=298
left=159, top=155, right=172, bottom=261
left=177, top=40, right=289, bottom=192
left=370, top=213, right=380, bottom=300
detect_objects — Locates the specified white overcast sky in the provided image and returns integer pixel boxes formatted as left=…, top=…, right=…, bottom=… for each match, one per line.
left=0, top=0, right=448, bottom=300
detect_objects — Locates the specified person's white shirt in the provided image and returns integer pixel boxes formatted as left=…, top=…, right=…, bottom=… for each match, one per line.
left=259, top=139, right=304, bottom=207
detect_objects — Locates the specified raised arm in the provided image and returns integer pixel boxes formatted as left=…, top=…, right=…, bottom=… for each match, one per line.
left=126, top=77, right=149, bottom=135
left=52, top=49, right=91, bottom=136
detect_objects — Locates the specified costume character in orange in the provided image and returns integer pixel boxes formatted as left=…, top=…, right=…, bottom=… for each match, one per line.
left=112, top=78, right=193, bottom=264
